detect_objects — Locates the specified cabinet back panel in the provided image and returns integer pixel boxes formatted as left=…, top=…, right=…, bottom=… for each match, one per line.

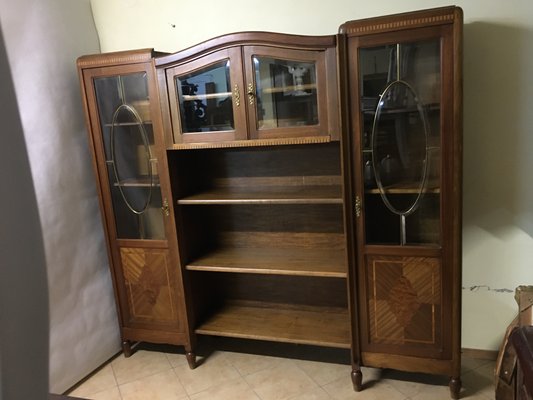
left=190, top=272, right=348, bottom=311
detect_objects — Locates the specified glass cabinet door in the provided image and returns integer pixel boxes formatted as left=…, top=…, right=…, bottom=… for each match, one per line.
left=93, top=72, right=165, bottom=240
left=359, top=39, right=441, bottom=246
left=243, top=46, right=328, bottom=140
left=166, top=48, right=247, bottom=143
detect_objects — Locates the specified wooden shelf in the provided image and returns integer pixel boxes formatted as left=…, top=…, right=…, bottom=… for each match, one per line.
left=104, top=121, right=152, bottom=127
left=182, top=92, right=231, bottom=101
left=112, top=177, right=160, bottom=187
left=262, top=83, right=317, bottom=94
left=177, top=185, right=342, bottom=205
left=186, top=246, right=346, bottom=278
left=195, top=301, right=351, bottom=348
left=365, top=182, right=439, bottom=194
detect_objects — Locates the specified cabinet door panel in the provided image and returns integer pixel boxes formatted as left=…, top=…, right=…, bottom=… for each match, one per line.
left=358, top=38, right=442, bottom=246
left=166, top=48, right=246, bottom=143
left=91, top=71, right=165, bottom=241
left=243, top=46, right=331, bottom=140
left=120, top=247, right=183, bottom=328
left=364, top=255, right=446, bottom=358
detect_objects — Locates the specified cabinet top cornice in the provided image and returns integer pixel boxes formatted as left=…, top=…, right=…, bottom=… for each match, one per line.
left=339, top=6, right=462, bottom=37
left=155, top=31, right=336, bottom=68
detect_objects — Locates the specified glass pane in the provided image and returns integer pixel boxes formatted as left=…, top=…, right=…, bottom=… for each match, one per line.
left=253, top=56, right=318, bottom=129
left=359, top=40, right=441, bottom=246
left=176, top=60, right=234, bottom=133
left=94, top=73, right=164, bottom=240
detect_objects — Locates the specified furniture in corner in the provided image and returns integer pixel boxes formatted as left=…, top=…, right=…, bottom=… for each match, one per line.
left=76, top=49, right=196, bottom=368
left=339, top=6, right=463, bottom=398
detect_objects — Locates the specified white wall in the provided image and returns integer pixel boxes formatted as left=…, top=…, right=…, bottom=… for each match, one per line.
left=89, top=0, right=533, bottom=351
left=0, top=0, right=121, bottom=393
left=0, top=25, right=49, bottom=400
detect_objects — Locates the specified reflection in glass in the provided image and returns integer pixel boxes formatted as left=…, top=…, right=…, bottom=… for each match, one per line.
left=176, top=60, right=234, bottom=133
left=253, top=56, right=318, bottom=129
left=359, top=40, right=441, bottom=246
left=94, top=73, right=164, bottom=240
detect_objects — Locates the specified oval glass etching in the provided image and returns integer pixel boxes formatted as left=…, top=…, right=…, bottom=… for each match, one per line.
left=110, top=104, right=153, bottom=214
left=371, top=80, right=429, bottom=216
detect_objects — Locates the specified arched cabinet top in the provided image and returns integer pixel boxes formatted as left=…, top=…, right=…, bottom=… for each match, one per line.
left=155, top=31, right=337, bottom=67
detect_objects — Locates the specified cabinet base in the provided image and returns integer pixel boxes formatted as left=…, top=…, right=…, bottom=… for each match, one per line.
left=449, top=376, right=461, bottom=399
left=122, top=340, right=133, bottom=358
left=351, top=368, right=362, bottom=391
left=186, top=351, right=196, bottom=369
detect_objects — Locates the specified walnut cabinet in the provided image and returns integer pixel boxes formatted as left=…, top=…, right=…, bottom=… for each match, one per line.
left=77, top=50, right=196, bottom=367
left=340, top=6, right=463, bottom=398
left=77, top=6, right=462, bottom=398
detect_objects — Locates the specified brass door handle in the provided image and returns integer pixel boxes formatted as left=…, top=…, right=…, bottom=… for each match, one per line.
left=247, top=83, right=255, bottom=105
left=233, top=84, right=240, bottom=107
left=161, top=198, right=170, bottom=217
left=355, top=196, right=361, bottom=218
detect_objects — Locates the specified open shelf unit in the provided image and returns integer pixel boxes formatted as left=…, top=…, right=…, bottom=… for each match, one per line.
left=168, top=141, right=349, bottom=348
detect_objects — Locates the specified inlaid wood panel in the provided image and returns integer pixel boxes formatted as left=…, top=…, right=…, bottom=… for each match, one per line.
left=120, top=247, right=176, bottom=323
left=366, top=255, right=441, bottom=346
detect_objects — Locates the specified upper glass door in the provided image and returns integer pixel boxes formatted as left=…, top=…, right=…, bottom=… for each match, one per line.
left=94, top=72, right=165, bottom=240
left=244, top=46, right=328, bottom=140
left=359, top=39, right=441, bottom=246
left=167, top=48, right=247, bottom=143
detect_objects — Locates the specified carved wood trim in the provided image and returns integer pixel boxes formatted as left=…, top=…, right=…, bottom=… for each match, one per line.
left=344, top=13, right=454, bottom=36
left=170, top=135, right=331, bottom=150
left=77, top=49, right=154, bottom=67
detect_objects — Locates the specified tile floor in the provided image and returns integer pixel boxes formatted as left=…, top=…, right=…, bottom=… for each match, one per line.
left=68, top=338, right=496, bottom=400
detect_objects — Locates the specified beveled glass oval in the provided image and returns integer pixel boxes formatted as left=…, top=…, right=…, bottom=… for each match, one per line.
left=110, top=104, right=153, bottom=215
left=371, top=80, right=429, bottom=215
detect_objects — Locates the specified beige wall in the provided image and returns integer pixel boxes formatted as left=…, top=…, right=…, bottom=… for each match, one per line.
left=89, top=0, right=533, bottom=351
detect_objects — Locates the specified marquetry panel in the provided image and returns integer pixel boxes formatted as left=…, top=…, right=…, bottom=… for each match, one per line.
left=367, top=255, right=441, bottom=345
left=120, top=247, right=176, bottom=322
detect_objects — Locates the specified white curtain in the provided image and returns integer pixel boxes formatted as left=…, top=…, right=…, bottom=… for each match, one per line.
left=0, top=0, right=121, bottom=393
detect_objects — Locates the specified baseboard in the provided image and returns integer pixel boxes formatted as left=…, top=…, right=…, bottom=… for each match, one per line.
left=462, top=347, right=499, bottom=360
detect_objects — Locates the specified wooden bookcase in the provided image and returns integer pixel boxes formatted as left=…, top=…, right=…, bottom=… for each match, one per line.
left=77, top=7, right=462, bottom=399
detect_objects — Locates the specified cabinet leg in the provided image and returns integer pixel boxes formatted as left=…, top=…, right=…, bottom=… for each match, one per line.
left=351, top=368, right=363, bottom=391
left=186, top=351, right=196, bottom=369
left=122, top=340, right=133, bottom=358
left=449, top=376, right=461, bottom=399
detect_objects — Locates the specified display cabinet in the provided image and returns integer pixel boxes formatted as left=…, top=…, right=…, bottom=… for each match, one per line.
left=76, top=8, right=463, bottom=397
left=156, top=32, right=340, bottom=147
left=340, top=6, right=463, bottom=398
left=77, top=49, right=195, bottom=367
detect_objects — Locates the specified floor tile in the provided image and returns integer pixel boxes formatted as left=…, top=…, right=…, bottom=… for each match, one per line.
left=166, top=352, right=190, bottom=369
left=69, top=364, right=117, bottom=398
left=189, top=376, right=260, bottom=400
left=323, top=373, right=406, bottom=400
left=462, top=356, right=494, bottom=374
left=292, top=358, right=349, bottom=386
left=118, top=368, right=188, bottom=400
left=173, top=351, right=240, bottom=395
left=461, top=361, right=496, bottom=399
left=287, top=386, right=333, bottom=400
left=84, top=386, right=122, bottom=400
left=244, top=361, right=320, bottom=400
left=111, top=350, right=172, bottom=385
left=223, top=350, right=290, bottom=376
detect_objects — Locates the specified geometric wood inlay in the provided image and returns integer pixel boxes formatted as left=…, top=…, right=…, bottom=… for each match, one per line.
left=368, top=256, right=441, bottom=346
left=120, top=247, right=176, bottom=322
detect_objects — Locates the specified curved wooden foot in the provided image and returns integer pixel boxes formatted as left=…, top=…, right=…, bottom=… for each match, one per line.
left=186, top=351, right=196, bottom=369
left=351, top=368, right=363, bottom=392
left=122, top=340, right=133, bottom=358
left=449, top=376, right=461, bottom=399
